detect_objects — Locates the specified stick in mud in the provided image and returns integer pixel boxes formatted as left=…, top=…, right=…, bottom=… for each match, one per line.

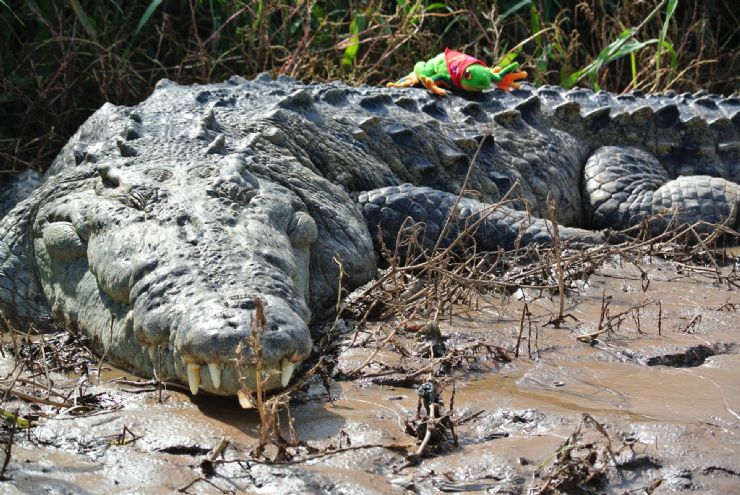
left=232, top=297, right=335, bottom=460
left=546, top=194, right=566, bottom=328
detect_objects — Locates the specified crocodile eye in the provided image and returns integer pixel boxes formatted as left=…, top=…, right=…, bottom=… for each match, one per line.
left=42, top=222, right=87, bottom=260
left=463, top=69, right=472, bottom=80
left=287, top=211, right=317, bottom=248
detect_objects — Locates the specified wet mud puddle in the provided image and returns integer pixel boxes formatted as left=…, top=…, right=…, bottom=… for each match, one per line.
left=1, top=257, right=739, bottom=494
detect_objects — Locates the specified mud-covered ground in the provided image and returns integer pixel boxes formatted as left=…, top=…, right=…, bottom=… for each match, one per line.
left=1, top=255, right=738, bottom=494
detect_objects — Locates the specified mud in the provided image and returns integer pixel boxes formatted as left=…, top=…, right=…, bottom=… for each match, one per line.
left=1, top=256, right=738, bottom=494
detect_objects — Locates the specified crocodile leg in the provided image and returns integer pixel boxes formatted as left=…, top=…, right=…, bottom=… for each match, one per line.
left=583, top=146, right=740, bottom=232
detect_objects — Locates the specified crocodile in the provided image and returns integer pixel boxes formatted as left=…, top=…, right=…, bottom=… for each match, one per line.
left=1, top=74, right=738, bottom=397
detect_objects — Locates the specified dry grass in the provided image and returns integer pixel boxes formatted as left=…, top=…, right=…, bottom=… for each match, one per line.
left=533, top=413, right=619, bottom=494
left=1, top=0, right=737, bottom=181
left=334, top=172, right=738, bottom=390
left=344, top=212, right=738, bottom=329
left=233, top=297, right=333, bottom=460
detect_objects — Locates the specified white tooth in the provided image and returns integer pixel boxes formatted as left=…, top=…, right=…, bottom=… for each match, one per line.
left=237, top=390, right=253, bottom=409
left=147, top=345, right=157, bottom=364
left=208, top=363, right=222, bottom=389
left=281, top=359, right=295, bottom=388
left=187, top=364, right=201, bottom=395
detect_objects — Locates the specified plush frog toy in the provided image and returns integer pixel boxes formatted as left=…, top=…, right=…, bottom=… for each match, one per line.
left=388, top=48, right=527, bottom=96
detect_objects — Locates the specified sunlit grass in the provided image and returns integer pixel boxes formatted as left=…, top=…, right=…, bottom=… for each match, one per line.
left=0, top=1, right=737, bottom=177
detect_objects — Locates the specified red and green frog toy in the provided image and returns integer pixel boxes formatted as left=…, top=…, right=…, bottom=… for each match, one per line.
left=388, top=48, right=527, bottom=96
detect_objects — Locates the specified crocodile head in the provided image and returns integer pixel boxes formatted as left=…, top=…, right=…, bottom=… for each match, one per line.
left=31, top=154, right=321, bottom=395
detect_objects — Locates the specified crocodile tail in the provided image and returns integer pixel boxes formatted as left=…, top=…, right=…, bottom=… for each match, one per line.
left=535, top=86, right=740, bottom=185
left=583, top=145, right=739, bottom=232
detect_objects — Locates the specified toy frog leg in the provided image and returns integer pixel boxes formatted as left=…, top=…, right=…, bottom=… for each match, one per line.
left=414, top=57, right=450, bottom=96
left=419, top=75, right=449, bottom=96
left=420, top=70, right=455, bottom=96
left=491, top=63, right=528, bottom=91
left=495, top=69, right=528, bottom=91
left=387, top=59, right=435, bottom=88
left=417, top=58, right=453, bottom=96
left=387, top=71, right=419, bottom=88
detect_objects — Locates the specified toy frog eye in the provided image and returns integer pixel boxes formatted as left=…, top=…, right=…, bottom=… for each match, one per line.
left=463, top=68, right=472, bottom=80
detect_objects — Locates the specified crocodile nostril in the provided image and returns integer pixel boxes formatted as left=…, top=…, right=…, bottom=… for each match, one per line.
left=176, top=213, right=190, bottom=226
left=96, top=163, right=122, bottom=188
left=236, top=300, right=256, bottom=310
left=287, top=210, right=317, bottom=248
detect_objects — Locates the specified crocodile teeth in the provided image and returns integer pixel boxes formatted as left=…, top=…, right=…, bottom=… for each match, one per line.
left=147, top=345, right=157, bottom=364
left=187, top=363, right=201, bottom=395
left=208, top=363, right=222, bottom=389
left=237, top=390, right=253, bottom=409
left=281, top=359, right=295, bottom=388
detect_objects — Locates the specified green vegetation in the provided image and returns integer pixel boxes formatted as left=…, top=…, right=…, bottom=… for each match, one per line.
left=1, top=1, right=737, bottom=178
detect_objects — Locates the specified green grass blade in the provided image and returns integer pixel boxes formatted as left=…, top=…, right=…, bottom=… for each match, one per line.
left=342, top=13, right=365, bottom=69
left=566, top=28, right=636, bottom=87
left=1, top=0, right=25, bottom=25
left=500, top=0, right=532, bottom=21
left=106, top=0, right=124, bottom=15
left=530, top=6, right=542, bottom=50
left=660, top=0, right=678, bottom=42
left=406, top=1, right=421, bottom=24
left=661, top=39, right=678, bottom=70
left=440, top=16, right=461, bottom=40
left=656, top=0, right=678, bottom=85
left=123, top=0, right=163, bottom=59
left=605, top=38, right=658, bottom=63
left=497, top=50, right=520, bottom=67
left=601, top=29, right=637, bottom=62
left=424, top=3, right=448, bottom=12
left=70, top=0, right=97, bottom=39
left=568, top=0, right=669, bottom=89
left=252, top=0, right=264, bottom=32
left=134, top=0, right=163, bottom=38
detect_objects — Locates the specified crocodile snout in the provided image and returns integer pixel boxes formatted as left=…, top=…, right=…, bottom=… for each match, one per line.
left=32, top=156, right=318, bottom=396
left=171, top=295, right=312, bottom=395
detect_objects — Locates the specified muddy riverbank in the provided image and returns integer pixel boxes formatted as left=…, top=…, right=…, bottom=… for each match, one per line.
left=1, top=254, right=738, bottom=494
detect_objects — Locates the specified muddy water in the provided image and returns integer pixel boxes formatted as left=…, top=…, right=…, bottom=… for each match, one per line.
left=3, top=257, right=739, bottom=494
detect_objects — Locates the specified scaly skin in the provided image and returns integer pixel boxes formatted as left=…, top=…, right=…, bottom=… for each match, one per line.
left=0, top=74, right=738, bottom=396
